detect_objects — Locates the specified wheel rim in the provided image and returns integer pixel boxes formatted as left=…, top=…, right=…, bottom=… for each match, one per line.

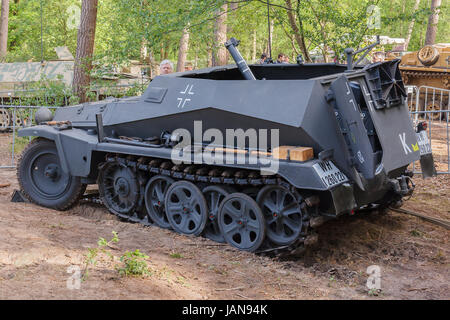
left=144, top=175, right=174, bottom=229
left=99, top=162, right=139, bottom=215
left=203, top=186, right=230, bottom=243
left=0, top=108, right=10, bottom=130
left=257, top=186, right=304, bottom=246
left=218, top=193, right=265, bottom=252
left=426, top=103, right=441, bottom=121
left=29, top=150, right=71, bottom=199
left=15, top=116, right=24, bottom=127
left=165, top=181, right=207, bottom=236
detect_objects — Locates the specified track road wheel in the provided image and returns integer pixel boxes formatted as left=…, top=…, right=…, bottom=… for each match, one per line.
left=17, top=138, right=86, bottom=210
left=425, top=101, right=443, bottom=121
left=98, top=161, right=140, bottom=216
left=202, top=185, right=232, bottom=243
left=0, top=108, right=11, bottom=131
left=165, top=181, right=208, bottom=236
left=218, top=193, right=266, bottom=252
left=144, top=175, right=174, bottom=229
left=257, top=185, right=305, bottom=246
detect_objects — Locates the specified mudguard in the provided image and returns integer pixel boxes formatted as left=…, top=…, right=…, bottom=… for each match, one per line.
left=416, top=130, right=437, bottom=177
left=18, top=126, right=97, bottom=177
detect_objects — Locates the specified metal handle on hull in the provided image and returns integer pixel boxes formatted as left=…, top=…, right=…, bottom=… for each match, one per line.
left=225, top=38, right=257, bottom=80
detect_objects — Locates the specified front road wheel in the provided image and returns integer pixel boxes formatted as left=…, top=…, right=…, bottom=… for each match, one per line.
left=17, top=138, right=86, bottom=210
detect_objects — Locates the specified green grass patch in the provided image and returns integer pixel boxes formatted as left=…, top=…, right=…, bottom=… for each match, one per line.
left=169, top=252, right=184, bottom=259
left=10, top=136, right=31, bottom=155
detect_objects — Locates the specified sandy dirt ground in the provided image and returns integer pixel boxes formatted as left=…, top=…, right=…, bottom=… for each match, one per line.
left=0, top=132, right=449, bottom=300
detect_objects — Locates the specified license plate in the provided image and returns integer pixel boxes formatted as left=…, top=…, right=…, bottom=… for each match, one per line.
left=416, top=131, right=432, bottom=156
left=313, top=160, right=349, bottom=188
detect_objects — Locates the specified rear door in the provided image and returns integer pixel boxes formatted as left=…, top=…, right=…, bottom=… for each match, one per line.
left=353, top=77, right=420, bottom=173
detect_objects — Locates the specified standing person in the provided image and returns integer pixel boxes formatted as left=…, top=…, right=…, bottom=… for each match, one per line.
left=276, top=53, right=289, bottom=64
left=276, top=53, right=284, bottom=64
left=159, top=60, right=174, bottom=75
left=185, top=62, right=194, bottom=71
left=259, top=53, right=268, bottom=64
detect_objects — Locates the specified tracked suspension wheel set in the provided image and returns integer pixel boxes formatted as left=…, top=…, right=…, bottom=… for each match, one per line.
left=95, top=154, right=317, bottom=254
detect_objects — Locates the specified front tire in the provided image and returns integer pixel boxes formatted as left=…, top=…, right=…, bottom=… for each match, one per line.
left=17, top=138, right=86, bottom=210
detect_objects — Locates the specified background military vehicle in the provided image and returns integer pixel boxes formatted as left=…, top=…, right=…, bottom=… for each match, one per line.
left=400, top=43, right=450, bottom=89
left=399, top=44, right=449, bottom=120
left=0, top=47, right=150, bottom=132
left=16, top=38, right=435, bottom=254
left=0, top=46, right=150, bottom=97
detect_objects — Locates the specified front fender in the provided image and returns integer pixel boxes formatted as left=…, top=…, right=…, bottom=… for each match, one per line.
left=18, top=126, right=70, bottom=174
left=18, top=126, right=97, bottom=177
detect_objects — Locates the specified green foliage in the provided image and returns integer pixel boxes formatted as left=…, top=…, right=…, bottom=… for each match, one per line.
left=11, top=136, right=30, bottom=156
left=368, top=288, right=381, bottom=296
left=82, top=231, right=119, bottom=281
left=2, top=0, right=449, bottom=72
left=169, top=252, right=184, bottom=259
left=98, top=231, right=119, bottom=247
left=18, top=75, right=74, bottom=107
left=410, top=229, right=423, bottom=237
left=117, top=249, right=151, bottom=277
left=379, top=0, right=449, bottom=50
left=82, top=231, right=151, bottom=280
left=7, top=0, right=79, bottom=62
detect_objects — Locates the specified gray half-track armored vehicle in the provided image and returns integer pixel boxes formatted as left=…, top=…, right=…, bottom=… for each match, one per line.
left=17, top=38, right=436, bottom=253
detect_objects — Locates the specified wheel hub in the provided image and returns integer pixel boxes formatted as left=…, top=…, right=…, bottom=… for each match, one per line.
left=115, top=177, right=130, bottom=197
left=182, top=204, right=192, bottom=213
left=99, top=162, right=139, bottom=215
left=237, top=218, right=249, bottom=228
left=44, top=164, right=59, bottom=180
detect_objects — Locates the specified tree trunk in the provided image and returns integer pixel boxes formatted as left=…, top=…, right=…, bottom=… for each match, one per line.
left=141, top=39, right=157, bottom=79
left=252, top=29, right=257, bottom=62
left=194, top=49, right=198, bottom=69
left=0, top=0, right=10, bottom=60
left=148, top=49, right=158, bottom=79
left=425, top=0, right=441, bottom=45
left=285, top=0, right=311, bottom=62
left=140, top=39, right=149, bottom=64
left=176, top=26, right=190, bottom=72
left=267, top=18, right=274, bottom=56
left=227, top=2, right=238, bottom=35
left=73, top=0, right=98, bottom=103
left=160, top=44, right=164, bottom=62
left=164, top=42, right=169, bottom=60
left=207, top=48, right=213, bottom=67
left=404, top=0, right=421, bottom=51
left=226, top=2, right=238, bottom=61
left=212, top=3, right=228, bottom=66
